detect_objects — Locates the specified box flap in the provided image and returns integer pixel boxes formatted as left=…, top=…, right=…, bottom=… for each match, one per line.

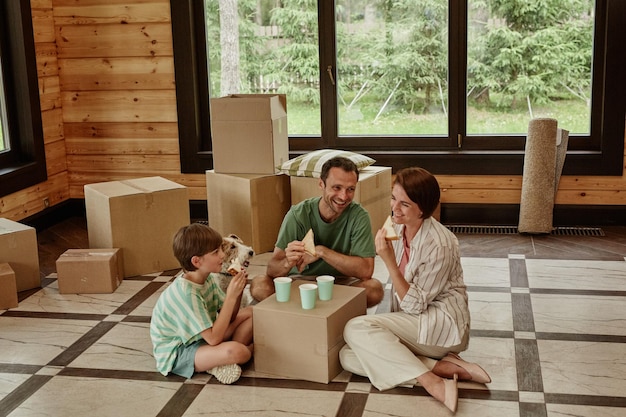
left=210, top=94, right=287, bottom=121
left=124, top=176, right=186, bottom=193
left=84, top=176, right=185, bottom=198
left=0, top=262, right=14, bottom=275
left=58, top=249, right=120, bottom=262
left=0, top=218, right=35, bottom=235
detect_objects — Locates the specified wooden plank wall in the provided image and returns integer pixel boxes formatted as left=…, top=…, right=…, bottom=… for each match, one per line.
left=0, top=0, right=624, bottom=224
left=53, top=0, right=206, bottom=200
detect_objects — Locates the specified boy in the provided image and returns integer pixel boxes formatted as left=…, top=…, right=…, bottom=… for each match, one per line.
left=150, top=223, right=253, bottom=383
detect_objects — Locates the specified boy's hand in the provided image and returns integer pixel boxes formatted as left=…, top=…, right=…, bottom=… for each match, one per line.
left=226, top=270, right=247, bottom=298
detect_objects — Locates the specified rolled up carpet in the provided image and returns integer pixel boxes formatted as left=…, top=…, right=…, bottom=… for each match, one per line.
left=518, top=118, right=558, bottom=234
left=554, top=127, right=569, bottom=194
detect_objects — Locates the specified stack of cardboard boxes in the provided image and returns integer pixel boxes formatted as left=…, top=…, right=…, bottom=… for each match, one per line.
left=57, top=176, right=191, bottom=294
left=206, top=94, right=292, bottom=253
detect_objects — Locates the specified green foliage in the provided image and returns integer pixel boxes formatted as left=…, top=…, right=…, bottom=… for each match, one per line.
left=469, top=0, right=593, bottom=108
left=206, top=0, right=594, bottom=121
left=262, top=0, right=320, bottom=103
left=337, top=0, right=448, bottom=113
left=491, top=0, right=590, bottom=31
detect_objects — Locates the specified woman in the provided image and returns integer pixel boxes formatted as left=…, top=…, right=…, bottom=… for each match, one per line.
left=339, top=167, right=490, bottom=413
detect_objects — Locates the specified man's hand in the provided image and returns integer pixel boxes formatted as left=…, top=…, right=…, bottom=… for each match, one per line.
left=285, top=240, right=320, bottom=273
left=284, top=240, right=304, bottom=267
left=297, top=248, right=319, bottom=272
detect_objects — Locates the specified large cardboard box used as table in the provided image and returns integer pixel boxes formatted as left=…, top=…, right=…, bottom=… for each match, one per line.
left=0, top=218, right=40, bottom=292
left=56, top=249, right=124, bottom=294
left=206, top=170, right=290, bottom=253
left=84, top=176, right=190, bottom=277
left=253, top=279, right=367, bottom=383
left=290, top=166, right=392, bottom=237
left=211, top=94, right=289, bottom=174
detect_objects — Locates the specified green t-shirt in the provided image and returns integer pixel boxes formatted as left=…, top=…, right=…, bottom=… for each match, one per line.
left=275, top=197, right=376, bottom=277
left=150, top=272, right=225, bottom=376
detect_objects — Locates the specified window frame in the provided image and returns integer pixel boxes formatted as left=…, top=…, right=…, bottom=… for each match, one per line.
left=0, top=0, right=46, bottom=198
left=171, top=0, right=625, bottom=177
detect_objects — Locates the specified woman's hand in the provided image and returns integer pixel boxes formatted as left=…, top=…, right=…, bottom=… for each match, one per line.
left=375, top=228, right=395, bottom=265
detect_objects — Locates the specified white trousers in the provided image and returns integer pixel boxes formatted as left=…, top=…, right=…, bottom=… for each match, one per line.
left=339, top=312, right=468, bottom=391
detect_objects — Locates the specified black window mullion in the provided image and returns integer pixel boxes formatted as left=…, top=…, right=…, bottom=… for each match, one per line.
left=316, top=0, right=336, bottom=150
left=448, top=0, right=465, bottom=150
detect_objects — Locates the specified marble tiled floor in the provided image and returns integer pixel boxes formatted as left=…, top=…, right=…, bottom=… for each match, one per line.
left=2, top=224, right=626, bottom=417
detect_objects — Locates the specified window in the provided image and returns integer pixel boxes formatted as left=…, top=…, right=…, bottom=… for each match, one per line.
left=0, top=0, right=46, bottom=198
left=171, top=0, right=625, bottom=176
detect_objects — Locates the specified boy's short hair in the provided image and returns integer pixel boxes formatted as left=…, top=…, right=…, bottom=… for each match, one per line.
left=320, top=156, right=360, bottom=183
left=172, top=223, right=223, bottom=271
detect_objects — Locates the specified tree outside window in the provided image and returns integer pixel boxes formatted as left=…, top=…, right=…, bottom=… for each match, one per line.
left=467, top=0, right=594, bottom=134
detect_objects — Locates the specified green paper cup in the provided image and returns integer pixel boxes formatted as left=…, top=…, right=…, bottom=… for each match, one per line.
left=274, top=277, right=292, bottom=302
left=316, top=275, right=335, bottom=300
left=299, top=283, right=317, bottom=309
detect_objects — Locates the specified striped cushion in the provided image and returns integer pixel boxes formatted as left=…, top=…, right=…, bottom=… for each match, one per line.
left=277, top=149, right=375, bottom=178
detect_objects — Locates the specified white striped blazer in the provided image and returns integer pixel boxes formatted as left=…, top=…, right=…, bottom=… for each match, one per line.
left=390, top=217, right=470, bottom=347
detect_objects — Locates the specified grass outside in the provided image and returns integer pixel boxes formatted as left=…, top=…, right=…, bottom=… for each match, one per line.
left=286, top=97, right=590, bottom=137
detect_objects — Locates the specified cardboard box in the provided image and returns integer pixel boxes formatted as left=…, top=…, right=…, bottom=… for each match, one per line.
left=290, top=166, right=392, bottom=237
left=210, top=94, right=289, bottom=174
left=0, top=218, right=40, bottom=292
left=56, top=249, right=124, bottom=294
left=84, top=176, right=190, bottom=277
left=206, top=171, right=290, bottom=253
left=0, top=263, right=18, bottom=309
left=253, top=279, right=367, bottom=383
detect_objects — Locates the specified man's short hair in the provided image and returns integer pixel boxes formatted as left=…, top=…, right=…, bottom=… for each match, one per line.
left=320, top=156, right=360, bottom=183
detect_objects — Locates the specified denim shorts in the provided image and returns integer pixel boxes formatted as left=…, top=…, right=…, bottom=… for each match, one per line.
left=170, top=340, right=205, bottom=378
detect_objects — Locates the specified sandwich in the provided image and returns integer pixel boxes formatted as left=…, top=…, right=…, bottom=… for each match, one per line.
left=302, top=228, right=316, bottom=256
left=383, top=215, right=399, bottom=241
left=227, top=258, right=243, bottom=276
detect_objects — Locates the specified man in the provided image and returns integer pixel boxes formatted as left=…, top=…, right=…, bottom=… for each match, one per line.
left=250, top=156, right=384, bottom=307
